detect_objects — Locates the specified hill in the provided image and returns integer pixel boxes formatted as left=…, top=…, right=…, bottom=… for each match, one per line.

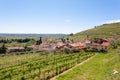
left=70, top=22, right=120, bottom=39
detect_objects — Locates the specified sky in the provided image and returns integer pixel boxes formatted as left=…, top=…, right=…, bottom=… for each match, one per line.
left=0, top=0, right=120, bottom=34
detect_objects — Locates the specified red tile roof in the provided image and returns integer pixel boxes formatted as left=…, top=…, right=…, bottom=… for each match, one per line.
left=101, top=42, right=109, bottom=47
left=92, top=42, right=109, bottom=47
left=8, top=47, right=25, bottom=50
left=101, top=38, right=108, bottom=42
left=69, top=42, right=84, bottom=48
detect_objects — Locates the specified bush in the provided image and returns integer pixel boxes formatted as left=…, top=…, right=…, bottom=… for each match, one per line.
left=110, top=40, right=118, bottom=49
left=0, top=44, right=7, bottom=54
left=110, top=39, right=120, bottom=49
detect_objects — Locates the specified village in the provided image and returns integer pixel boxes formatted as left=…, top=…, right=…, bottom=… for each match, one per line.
left=0, top=0, right=120, bottom=79
left=7, top=37, right=110, bottom=54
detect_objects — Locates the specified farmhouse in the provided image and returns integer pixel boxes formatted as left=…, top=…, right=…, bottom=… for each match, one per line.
left=91, top=38, right=109, bottom=52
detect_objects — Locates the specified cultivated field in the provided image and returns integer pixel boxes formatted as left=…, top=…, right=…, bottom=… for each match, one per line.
left=56, top=49, right=120, bottom=80
left=0, top=52, right=94, bottom=80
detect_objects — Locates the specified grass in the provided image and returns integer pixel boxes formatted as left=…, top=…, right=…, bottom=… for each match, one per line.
left=56, top=50, right=120, bottom=80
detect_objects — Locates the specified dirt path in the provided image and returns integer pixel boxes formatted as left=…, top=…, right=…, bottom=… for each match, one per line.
left=50, top=54, right=97, bottom=80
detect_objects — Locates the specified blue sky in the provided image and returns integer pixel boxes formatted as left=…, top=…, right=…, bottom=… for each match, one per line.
left=0, top=0, right=120, bottom=34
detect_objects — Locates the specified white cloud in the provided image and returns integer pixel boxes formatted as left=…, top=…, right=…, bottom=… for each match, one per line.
left=64, top=19, right=72, bottom=23
left=104, top=20, right=120, bottom=24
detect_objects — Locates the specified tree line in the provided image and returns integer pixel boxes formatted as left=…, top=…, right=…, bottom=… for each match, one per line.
left=0, top=38, right=35, bottom=43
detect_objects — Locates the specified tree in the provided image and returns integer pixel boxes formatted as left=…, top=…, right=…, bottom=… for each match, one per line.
left=0, top=44, right=7, bottom=54
left=94, top=26, right=97, bottom=28
left=69, top=33, right=74, bottom=36
left=36, top=37, right=42, bottom=45
left=61, top=38, right=66, bottom=43
left=87, top=35, right=89, bottom=39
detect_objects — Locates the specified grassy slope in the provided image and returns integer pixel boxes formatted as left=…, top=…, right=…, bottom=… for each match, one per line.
left=56, top=50, right=120, bottom=80
left=69, top=22, right=120, bottom=40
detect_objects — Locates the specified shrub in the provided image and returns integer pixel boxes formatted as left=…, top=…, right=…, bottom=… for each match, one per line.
left=0, top=44, right=7, bottom=54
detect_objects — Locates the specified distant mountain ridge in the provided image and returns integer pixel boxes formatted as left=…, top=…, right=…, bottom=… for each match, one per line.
left=0, top=33, right=67, bottom=37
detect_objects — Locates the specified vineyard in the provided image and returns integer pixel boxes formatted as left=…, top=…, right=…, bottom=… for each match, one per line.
left=0, top=52, right=95, bottom=80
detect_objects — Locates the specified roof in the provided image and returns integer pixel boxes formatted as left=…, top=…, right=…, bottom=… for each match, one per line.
left=101, top=38, right=108, bottom=42
left=85, top=40, right=91, bottom=44
left=56, top=42, right=66, bottom=48
left=92, top=43, right=100, bottom=46
left=8, top=47, right=24, bottom=49
left=92, top=42, right=109, bottom=47
left=69, top=42, right=84, bottom=48
left=101, top=42, right=109, bottom=47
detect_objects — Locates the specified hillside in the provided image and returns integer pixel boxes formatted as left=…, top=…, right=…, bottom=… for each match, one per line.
left=70, top=22, right=120, bottom=39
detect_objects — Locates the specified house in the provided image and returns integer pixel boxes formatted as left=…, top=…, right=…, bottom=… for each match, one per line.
left=56, top=42, right=66, bottom=49
left=8, top=47, right=25, bottom=53
left=55, top=41, right=85, bottom=53
left=83, top=40, right=91, bottom=49
left=39, top=43, right=56, bottom=52
left=69, top=42, right=85, bottom=49
left=91, top=38, right=109, bottom=52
